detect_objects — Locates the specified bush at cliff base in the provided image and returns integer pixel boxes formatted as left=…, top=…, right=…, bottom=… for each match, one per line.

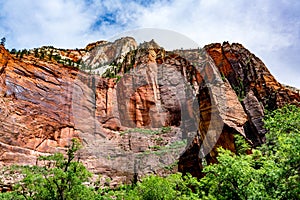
left=0, top=104, right=299, bottom=200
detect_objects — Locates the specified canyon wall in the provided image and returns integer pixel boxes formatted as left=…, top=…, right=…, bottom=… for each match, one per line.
left=0, top=39, right=299, bottom=185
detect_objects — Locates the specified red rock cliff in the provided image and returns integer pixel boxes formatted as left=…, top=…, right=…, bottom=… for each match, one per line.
left=0, top=39, right=299, bottom=184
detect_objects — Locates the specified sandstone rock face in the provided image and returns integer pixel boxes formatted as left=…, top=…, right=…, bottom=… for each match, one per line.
left=0, top=43, right=188, bottom=186
left=82, top=37, right=138, bottom=74
left=0, top=39, right=299, bottom=186
left=0, top=45, right=81, bottom=165
left=205, top=42, right=300, bottom=146
left=85, top=40, right=109, bottom=52
left=179, top=43, right=299, bottom=177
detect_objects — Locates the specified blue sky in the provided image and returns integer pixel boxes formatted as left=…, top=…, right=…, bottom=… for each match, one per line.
left=0, top=0, right=299, bottom=88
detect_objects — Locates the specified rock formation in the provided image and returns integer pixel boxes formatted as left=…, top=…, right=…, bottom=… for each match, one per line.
left=0, top=38, right=299, bottom=187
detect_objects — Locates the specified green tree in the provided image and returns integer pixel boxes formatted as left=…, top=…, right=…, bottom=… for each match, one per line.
left=49, top=50, right=53, bottom=61
left=20, top=49, right=27, bottom=59
left=12, top=138, right=95, bottom=200
left=16, top=50, right=21, bottom=58
left=0, top=37, right=6, bottom=46
left=197, top=104, right=300, bottom=200
left=0, top=191, right=24, bottom=200
left=10, top=48, right=17, bottom=54
left=97, top=172, right=206, bottom=200
left=40, top=51, right=45, bottom=59
left=261, top=104, right=300, bottom=199
left=34, top=49, right=39, bottom=58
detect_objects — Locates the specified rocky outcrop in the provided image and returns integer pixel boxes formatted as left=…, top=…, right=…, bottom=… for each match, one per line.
left=0, top=39, right=299, bottom=186
left=82, top=37, right=137, bottom=74
left=283, top=84, right=300, bottom=95
left=85, top=40, right=108, bottom=52
left=205, top=42, right=300, bottom=146
left=178, top=43, right=300, bottom=177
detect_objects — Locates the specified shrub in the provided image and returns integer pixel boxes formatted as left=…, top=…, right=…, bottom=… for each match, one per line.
left=11, top=138, right=96, bottom=200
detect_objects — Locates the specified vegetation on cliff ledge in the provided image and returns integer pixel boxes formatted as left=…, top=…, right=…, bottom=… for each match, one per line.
left=0, top=104, right=299, bottom=200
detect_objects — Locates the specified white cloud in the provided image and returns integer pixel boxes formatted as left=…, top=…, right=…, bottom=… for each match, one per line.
left=0, top=0, right=299, bottom=87
left=131, top=0, right=300, bottom=87
left=1, top=0, right=94, bottom=49
left=134, top=0, right=296, bottom=51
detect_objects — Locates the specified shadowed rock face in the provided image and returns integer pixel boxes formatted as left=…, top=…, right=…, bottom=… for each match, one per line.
left=0, top=39, right=299, bottom=185
left=205, top=42, right=300, bottom=146
left=178, top=43, right=299, bottom=177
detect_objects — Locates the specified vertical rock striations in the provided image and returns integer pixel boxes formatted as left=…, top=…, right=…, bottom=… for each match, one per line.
left=205, top=42, right=300, bottom=146
left=0, top=39, right=299, bottom=184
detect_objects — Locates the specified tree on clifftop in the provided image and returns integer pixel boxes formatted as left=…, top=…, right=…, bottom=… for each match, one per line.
left=0, top=37, right=6, bottom=46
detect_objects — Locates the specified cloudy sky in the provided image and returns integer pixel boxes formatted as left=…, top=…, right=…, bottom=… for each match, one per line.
left=0, top=0, right=299, bottom=88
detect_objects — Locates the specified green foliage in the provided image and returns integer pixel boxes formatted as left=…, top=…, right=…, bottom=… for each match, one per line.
left=40, top=51, right=45, bottom=59
left=48, top=50, right=53, bottom=60
left=161, top=126, right=172, bottom=133
left=0, top=37, right=6, bottom=46
left=16, top=50, right=21, bottom=58
left=199, top=148, right=266, bottom=199
left=97, top=173, right=202, bottom=200
left=234, top=134, right=251, bottom=155
left=263, top=104, right=300, bottom=152
left=261, top=104, right=300, bottom=199
left=220, top=72, right=226, bottom=82
left=164, top=161, right=178, bottom=171
left=233, top=78, right=245, bottom=102
left=34, top=48, right=39, bottom=57
left=121, top=126, right=172, bottom=135
left=135, top=175, right=177, bottom=200
left=20, top=49, right=28, bottom=59
left=102, top=62, right=123, bottom=79
left=10, top=48, right=17, bottom=54
left=196, top=104, right=300, bottom=200
left=9, top=138, right=95, bottom=200
left=0, top=191, right=25, bottom=200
